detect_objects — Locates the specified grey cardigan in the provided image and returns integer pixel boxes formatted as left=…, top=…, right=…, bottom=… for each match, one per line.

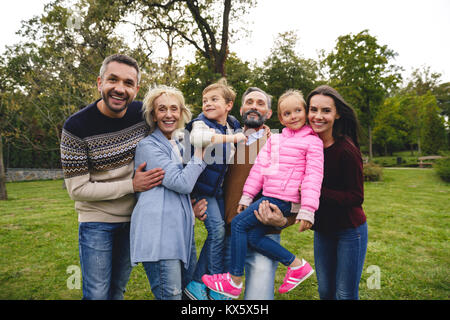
left=130, top=128, right=206, bottom=267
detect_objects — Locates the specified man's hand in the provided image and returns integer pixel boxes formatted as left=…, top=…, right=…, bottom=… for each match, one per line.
left=192, top=198, right=208, bottom=221
left=254, top=200, right=287, bottom=228
left=132, top=162, right=165, bottom=192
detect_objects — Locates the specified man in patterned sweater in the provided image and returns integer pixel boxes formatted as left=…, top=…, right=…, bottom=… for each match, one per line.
left=60, top=54, right=164, bottom=300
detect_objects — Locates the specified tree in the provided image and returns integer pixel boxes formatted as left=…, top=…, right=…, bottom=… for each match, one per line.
left=324, top=30, right=402, bottom=159
left=253, top=31, right=318, bottom=129
left=0, top=136, right=6, bottom=200
left=373, top=96, right=412, bottom=155
left=434, top=82, right=450, bottom=149
left=398, top=93, right=426, bottom=155
left=405, top=66, right=442, bottom=96
left=0, top=69, right=8, bottom=199
left=0, top=0, right=150, bottom=168
left=401, top=66, right=449, bottom=153
left=179, top=51, right=252, bottom=118
left=124, top=0, right=256, bottom=77
left=421, top=93, right=447, bottom=155
left=434, top=82, right=450, bottom=118
left=404, top=66, right=449, bottom=126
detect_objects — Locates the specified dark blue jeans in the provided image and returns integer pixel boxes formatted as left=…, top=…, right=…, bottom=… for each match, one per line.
left=192, top=189, right=226, bottom=283
left=230, top=196, right=295, bottom=277
left=224, top=233, right=280, bottom=299
left=314, top=222, right=368, bottom=300
left=78, top=222, right=132, bottom=300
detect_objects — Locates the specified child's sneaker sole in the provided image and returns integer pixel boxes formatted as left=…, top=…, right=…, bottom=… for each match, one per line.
left=208, top=287, right=240, bottom=299
left=184, top=281, right=208, bottom=300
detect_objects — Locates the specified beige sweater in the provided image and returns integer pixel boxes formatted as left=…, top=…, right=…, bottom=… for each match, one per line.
left=60, top=101, right=147, bottom=223
left=64, top=163, right=136, bottom=222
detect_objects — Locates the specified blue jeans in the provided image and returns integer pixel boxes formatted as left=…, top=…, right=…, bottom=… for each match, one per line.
left=142, top=232, right=197, bottom=300
left=78, top=222, right=132, bottom=300
left=230, top=196, right=295, bottom=277
left=192, top=189, right=226, bottom=283
left=314, top=222, right=368, bottom=300
left=224, top=233, right=280, bottom=300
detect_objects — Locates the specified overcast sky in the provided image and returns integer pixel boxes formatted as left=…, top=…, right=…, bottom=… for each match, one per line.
left=2, top=0, right=449, bottom=83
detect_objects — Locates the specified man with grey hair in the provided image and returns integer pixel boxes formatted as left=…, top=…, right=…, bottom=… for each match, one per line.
left=239, top=87, right=272, bottom=130
left=225, top=87, right=296, bottom=299
left=60, top=54, right=165, bottom=299
left=185, top=87, right=296, bottom=300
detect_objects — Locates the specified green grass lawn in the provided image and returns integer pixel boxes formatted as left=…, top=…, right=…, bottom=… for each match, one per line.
left=0, top=168, right=448, bottom=300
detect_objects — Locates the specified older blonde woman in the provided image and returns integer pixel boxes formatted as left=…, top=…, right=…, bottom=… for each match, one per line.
left=130, top=85, right=207, bottom=300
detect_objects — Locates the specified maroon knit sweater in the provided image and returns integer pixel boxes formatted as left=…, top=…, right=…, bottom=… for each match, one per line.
left=312, top=136, right=367, bottom=233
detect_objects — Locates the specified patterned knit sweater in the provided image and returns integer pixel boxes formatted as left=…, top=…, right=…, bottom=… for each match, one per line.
left=60, top=99, right=148, bottom=222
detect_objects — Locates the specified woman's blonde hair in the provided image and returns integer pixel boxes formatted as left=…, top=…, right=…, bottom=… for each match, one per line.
left=142, top=85, right=192, bottom=133
left=277, top=89, right=306, bottom=121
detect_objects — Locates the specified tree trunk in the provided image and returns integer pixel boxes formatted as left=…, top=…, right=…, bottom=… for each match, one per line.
left=164, top=33, right=175, bottom=84
left=214, top=56, right=226, bottom=77
left=0, top=135, right=8, bottom=200
left=216, top=0, right=231, bottom=77
left=186, top=0, right=231, bottom=78
left=368, top=124, right=373, bottom=160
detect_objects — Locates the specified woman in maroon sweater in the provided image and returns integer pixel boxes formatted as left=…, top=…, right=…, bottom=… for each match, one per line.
left=307, top=85, right=367, bottom=300
left=255, top=85, right=367, bottom=299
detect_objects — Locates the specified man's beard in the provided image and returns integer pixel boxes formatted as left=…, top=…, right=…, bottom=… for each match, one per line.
left=242, top=110, right=267, bottom=128
left=101, top=90, right=131, bottom=114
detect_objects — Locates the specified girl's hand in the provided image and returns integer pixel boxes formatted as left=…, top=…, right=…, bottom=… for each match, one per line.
left=237, top=204, right=247, bottom=213
left=296, top=219, right=312, bottom=232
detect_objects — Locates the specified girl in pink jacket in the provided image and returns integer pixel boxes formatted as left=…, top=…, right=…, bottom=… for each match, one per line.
left=202, top=90, right=324, bottom=298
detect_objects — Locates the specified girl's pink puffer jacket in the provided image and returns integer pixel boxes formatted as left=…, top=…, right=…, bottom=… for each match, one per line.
left=240, top=125, right=324, bottom=223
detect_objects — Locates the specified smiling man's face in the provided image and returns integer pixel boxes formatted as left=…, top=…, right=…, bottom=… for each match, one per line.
left=97, top=61, right=140, bottom=118
left=240, top=91, right=272, bottom=129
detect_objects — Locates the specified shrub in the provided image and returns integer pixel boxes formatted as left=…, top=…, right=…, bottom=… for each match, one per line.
left=364, top=162, right=383, bottom=181
left=434, top=157, right=450, bottom=182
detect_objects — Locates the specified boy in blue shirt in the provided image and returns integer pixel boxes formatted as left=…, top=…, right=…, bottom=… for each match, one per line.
left=184, top=79, right=246, bottom=300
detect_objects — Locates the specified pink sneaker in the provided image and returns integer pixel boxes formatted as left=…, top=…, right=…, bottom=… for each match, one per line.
left=201, top=273, right=242, bottom=299
left=279, top=259, right=314, bottom=294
